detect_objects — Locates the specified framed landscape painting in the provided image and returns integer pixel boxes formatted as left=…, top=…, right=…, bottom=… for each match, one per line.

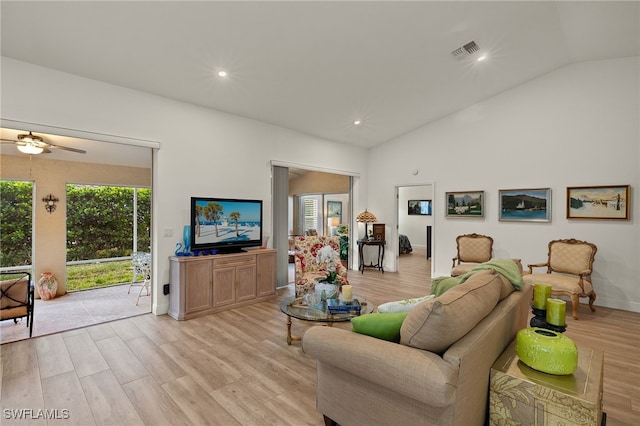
left=567, top=185, right=630, bottom=220
left=446, top=191, right=484, bottom=218
left=499, top=188, right=551, bottom=222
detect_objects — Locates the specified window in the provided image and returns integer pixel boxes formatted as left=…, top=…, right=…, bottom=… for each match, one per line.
left=301, top=195, right=320, bottom=235
left=66, top=184, right=151, bottom=261
left=0, top=180, right=33, bottom=268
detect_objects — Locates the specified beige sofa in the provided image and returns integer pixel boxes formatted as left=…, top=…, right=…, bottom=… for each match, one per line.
left=303, top=269, right=532, bottom=426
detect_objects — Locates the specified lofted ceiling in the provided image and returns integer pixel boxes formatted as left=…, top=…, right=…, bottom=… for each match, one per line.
left=1, top=1, right=639, bottom=151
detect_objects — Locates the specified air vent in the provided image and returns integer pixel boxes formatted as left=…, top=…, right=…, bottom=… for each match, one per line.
left=451, top=41, right=480, bottom=57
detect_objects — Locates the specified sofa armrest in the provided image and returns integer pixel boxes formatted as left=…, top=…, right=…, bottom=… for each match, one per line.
left=303, top=326, right=457, bottom=407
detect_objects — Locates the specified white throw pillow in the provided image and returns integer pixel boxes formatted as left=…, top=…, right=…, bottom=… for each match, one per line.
left=377, top=295, right=435, bottom=313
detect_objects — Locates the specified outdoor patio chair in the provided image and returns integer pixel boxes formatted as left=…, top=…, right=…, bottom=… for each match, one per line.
left=1, top=271, right=34, bottom=337
left=129, top=252, right=151, bottom=305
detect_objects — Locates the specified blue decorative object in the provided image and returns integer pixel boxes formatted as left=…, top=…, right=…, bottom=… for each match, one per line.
left=175, top=242, right=184, bottom=256
left=183, top=225, right=191, bottom=255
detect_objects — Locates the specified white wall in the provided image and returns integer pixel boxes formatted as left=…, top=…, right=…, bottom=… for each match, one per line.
left=369, top=57, right=640, bottom=313
left=3, top=56, right=638, bottom=314
left=1, top=57, right=369, bottom=315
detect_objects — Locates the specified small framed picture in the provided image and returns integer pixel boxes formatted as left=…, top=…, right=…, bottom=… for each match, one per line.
left=446, top=191, right=484, bottom=218
left=567, top=185, right=630, bottom=220
left=372, top=224, right=385, bottom=241
left=499, top=188, right=551, bottom=222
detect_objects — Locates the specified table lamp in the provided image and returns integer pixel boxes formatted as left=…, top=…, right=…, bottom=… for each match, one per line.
left=356, top=209, right=377, bottom=239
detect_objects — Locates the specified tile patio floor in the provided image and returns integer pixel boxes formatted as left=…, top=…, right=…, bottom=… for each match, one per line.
left=0, top=283, right=151, bottom=345
left=1, top=263, right=294, bottom=345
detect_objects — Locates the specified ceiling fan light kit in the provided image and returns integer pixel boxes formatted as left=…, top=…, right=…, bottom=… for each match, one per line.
left=17, top=144, right=45, bottom=155
left=1, top=131, right=87, bottom=155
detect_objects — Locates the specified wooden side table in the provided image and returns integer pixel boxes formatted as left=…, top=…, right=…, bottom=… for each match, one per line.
left=357, top=239, right=385, bottom=273
left=490, top=340, right=604, bottom=425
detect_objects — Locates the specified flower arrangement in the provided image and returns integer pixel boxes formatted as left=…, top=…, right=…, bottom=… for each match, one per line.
left=316, top=245, right=344, bottom=285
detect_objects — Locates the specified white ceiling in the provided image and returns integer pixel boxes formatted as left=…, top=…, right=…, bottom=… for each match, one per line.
left=1, top=1, right=639, bottom=151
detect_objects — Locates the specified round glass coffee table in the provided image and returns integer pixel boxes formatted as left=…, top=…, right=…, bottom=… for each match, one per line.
left=280, top=296, right=374, bottom=345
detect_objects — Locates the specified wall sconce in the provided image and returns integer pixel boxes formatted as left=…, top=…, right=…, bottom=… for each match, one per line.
left=42, top=194, right=59, bottom=214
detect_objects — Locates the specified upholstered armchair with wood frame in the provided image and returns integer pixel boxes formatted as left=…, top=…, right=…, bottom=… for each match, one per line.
left=451, top=233, right=494, bottom=277
left=294, top=235, right=348, bottom=297
left=1, top=271, right=34, bottom=337
left=523, top=238, right=597, bottom=320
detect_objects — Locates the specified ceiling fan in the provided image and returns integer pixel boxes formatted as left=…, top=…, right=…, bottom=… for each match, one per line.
left=0, top=131, right=86, bottom=155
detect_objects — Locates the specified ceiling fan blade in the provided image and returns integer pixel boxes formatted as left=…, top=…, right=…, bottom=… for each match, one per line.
left=47, top=143, right=87, bottom=154
left=0, top=139, right=19, bottom=144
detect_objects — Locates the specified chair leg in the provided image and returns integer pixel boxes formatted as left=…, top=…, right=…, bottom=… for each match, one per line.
left=136, top=279, right=150, bottom=305
left=588, top=293, right=597, bottom=312
left=570, top=294, right=580, bottom=320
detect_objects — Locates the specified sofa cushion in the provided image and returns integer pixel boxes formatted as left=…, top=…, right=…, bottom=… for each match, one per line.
left=1, top=277, right=29, bottom=309
left=377, top=295, right=434, bottom=313
left=400, top=270, right=502, bottom=353
left=523, top=273, right=593, bottom=295
left=351, top=312, right=409, bottom=342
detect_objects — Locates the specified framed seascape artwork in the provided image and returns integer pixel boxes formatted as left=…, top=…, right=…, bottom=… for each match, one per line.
left=446, top=191, right=484, bottom=218
left=499, top=188, right=551, bottom=222
left=408, top=200, right=432, bottom=216
left=566, top=185, right=630, bottom=220
left=327, top=201, right=342, bottom=221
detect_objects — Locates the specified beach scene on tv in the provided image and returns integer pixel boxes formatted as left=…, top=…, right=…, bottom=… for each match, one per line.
left=193, top=200, right=261, bottom=244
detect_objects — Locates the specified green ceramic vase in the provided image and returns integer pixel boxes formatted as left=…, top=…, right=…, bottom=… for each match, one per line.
left=515, top=327, right=578, bottom=375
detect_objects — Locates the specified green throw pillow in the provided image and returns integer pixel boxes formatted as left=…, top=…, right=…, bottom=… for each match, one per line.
left=351, top=312, right=409, bottom=343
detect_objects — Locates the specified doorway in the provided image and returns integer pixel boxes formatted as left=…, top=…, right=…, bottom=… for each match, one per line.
left=395, top=184, right=435, bottom=275
left=0, top=124, right=156, bottom=342
left=272, top=163, right=357, bottom=288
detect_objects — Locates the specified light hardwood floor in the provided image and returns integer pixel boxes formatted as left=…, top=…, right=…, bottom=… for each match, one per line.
left=1, top=250, right=638, bottom=425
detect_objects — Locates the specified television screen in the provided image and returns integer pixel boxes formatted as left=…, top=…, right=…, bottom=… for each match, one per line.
left=191, top=197, right=263, bottom=253
left=408, top=200, right=432, bottom=216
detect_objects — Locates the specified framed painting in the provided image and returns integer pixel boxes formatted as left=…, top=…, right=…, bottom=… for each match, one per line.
left=446, top=191, right=484, bottom=218
left=327, top=201, right=342, bottom=220
left=499, top=188, right=551, bottom=222
left=567, top=185, right=630, bottom=220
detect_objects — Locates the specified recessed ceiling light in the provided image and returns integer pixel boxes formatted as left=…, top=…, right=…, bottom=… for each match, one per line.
left=217, top=70, right=228, bottom=78
left=353, top=120, right=362, bottom=126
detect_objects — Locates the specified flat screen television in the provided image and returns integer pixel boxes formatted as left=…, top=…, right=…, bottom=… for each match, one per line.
left=408, top=200, right=432, bottom=216
left=190, top=197, right=263, bottom=254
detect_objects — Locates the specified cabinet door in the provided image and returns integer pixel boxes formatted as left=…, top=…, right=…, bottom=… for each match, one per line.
left=256, top=251, right=276, bottom=297
left=185, top=259, right=212, bottom=314
left=235, top=264, right=257, bottom=302
left=213, top=267, right=236, bottom=307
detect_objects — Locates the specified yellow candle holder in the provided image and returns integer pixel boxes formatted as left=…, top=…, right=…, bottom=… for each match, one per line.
left=533, top=283, right=552, bottom=310
left=546, top=298, right=567, bottom=327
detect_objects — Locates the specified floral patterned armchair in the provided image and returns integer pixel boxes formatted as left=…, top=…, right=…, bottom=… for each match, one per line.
left=294, top=236, right=349, bottom=297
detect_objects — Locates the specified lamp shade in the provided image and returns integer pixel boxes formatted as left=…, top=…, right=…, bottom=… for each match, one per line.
left=356, top=210, right=377, bottom=223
